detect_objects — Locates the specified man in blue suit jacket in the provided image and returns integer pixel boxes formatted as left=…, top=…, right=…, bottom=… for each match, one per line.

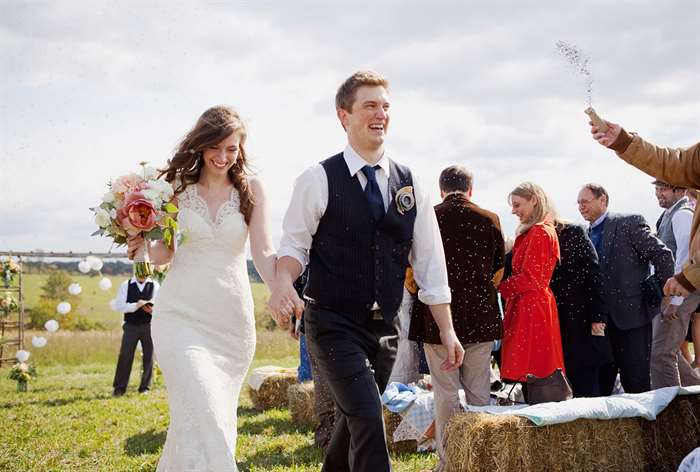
left=578, top=183, right=674, bottom=394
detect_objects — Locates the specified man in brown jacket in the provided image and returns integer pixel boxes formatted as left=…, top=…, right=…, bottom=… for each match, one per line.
left=591, top=121, right=700, bottom=298
left=409, top=165, right=505, bottom=471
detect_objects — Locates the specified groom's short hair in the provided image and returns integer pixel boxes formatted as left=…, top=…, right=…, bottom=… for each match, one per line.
left=439, top=165, right=473, bottom=193
left=336, top=71, right=389, bottom=112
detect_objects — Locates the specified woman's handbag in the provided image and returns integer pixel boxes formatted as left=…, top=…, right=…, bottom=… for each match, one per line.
left=526, top=368, right=573, bottom=404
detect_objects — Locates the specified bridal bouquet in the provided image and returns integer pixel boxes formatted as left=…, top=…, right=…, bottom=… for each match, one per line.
left=91, top=162, right=178, bottom=277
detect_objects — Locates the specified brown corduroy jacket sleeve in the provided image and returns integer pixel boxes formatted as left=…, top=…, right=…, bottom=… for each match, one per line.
left=612, top=129, right=700, bottom=291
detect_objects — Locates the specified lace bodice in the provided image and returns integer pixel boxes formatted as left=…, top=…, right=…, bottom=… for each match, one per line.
left=177, top=182, right=242, bottom=227
left=173, top=181, right=248, bottom=256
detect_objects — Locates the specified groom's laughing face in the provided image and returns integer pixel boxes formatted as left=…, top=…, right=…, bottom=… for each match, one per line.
left=340, top=85, right=390, bottom=151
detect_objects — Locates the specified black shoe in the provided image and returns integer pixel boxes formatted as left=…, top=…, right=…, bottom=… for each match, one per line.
left=113, top=390, right=126, bottom=397
left=138, top=389, right=149, bottom=395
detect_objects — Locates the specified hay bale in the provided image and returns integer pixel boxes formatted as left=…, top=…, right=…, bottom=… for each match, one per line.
left=383, top=407, right=418, bottom=454
left=247, top=366, right=297, bottom=410
left=641, top=393, right=700, bottom=472
left=443, top=393, right=700, bottom=472
left=288, top=381, right=318, bottom=427
left=444, top=412, right=644, bottom=471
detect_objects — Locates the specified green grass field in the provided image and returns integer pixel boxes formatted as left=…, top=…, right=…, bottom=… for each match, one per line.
left=0, top=331, right=437, bottom=471
left=1, top=276, right=438, bottom=471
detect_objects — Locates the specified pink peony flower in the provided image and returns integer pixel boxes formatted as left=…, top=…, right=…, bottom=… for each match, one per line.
left=117, top=192, right=158, bottom=234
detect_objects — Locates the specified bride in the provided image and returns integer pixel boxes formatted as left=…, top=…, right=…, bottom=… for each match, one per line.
left=127, top=106, right=276, bottom=471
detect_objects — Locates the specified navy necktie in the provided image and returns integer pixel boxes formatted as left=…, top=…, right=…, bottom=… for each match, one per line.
left=361, top=165, right=385, bottom=222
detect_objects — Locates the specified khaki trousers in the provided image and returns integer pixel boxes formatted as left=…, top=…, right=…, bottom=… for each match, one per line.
left=651, top=293, right=700, bottom=389
left=425, top=341, right=493, bottom=471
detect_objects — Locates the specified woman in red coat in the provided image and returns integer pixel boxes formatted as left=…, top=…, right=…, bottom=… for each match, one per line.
left=499, top=182, right=565, bottom=384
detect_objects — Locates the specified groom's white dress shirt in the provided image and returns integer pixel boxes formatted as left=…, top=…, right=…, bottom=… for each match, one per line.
left=278, top=145, right=451, bottom=306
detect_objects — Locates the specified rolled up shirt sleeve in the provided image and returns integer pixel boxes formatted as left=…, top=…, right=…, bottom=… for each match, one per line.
left=278, top=165, right=328, bottom=268
left=408, top=177, right=451, bottom=305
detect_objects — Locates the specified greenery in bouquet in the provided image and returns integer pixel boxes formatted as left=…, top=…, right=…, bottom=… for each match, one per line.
left=1, top=257, right=21, bottom=287
left=9, top=362, right=37, bottom=392
left=90, top=162, right=179, bottom=277
left=0, top=294, right=18, bottom=317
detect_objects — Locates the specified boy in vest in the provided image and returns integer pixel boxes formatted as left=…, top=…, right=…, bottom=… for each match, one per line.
left=651, top=180, right=700, bottom=388
left=269, top=70, right=464, bottom=472
left=112, top=274, right=160, bottom=396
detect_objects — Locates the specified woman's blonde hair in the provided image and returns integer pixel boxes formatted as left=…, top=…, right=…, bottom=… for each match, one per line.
left=508, top=182, right=559, bottom=235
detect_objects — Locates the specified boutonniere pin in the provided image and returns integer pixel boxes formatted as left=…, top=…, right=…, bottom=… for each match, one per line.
left=395, top=186, right=415, bottom=215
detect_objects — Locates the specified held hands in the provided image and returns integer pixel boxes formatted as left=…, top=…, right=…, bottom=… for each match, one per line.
left=590, top=120, right=622, bottom=147
left=439, top=328, right=465, bottom=371
left=664, top=277, right=690, bottom=298
left=268, top=280, right=305, bottom=330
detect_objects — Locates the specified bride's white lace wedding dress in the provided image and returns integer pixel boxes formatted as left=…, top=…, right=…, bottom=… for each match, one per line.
left=152, top=183, right=256, bottom=471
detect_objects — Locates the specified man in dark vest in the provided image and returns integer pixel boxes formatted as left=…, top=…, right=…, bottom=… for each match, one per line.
left=409, top=165, right=504, bottom=471
left=269, top=70, right=464, bottom=472
left=112, top=274, right=159, bottom=396
left=650, top=180, right=700, bottom=388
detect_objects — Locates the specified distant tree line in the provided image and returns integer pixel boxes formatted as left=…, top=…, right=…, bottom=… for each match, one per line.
left=20, top=259, right=264, bottom=282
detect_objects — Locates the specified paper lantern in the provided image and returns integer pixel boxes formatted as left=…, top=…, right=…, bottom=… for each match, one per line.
left=31, top=336, right=47, bottom=348
left=15, top=350, right=30, bottom=362
left=98, top=278, right=112, bottom=291
left=44, top=319, right=59, bottom=332
left=87, top=256, right=103, bottom=271
left=78, top=260, right=91, bottom=274
left=56, top=301, right=71, bottom=315
left=68, top=283, right=82, bottom=295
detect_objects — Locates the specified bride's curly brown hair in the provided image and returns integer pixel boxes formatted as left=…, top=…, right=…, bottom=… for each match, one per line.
left=161, top=106, right=254, bottom=224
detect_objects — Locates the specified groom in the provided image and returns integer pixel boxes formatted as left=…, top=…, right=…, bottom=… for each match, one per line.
left=270, top=70, right=464, bottom=471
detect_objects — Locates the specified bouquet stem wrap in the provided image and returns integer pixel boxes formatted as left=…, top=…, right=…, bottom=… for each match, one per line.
left=133, top=239, right=154, bottom=278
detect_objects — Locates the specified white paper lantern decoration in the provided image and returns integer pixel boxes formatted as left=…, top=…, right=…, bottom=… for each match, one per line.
left=15, top=350, right=30, bottom=362
left=68, top=283, right=82, bottom=295
left=98, top=277, right=112, bottom=291
left=44, top=319, right=59, bottom=332
left=31, top=336, right=47, bottom=348
left=56, top=301, right=71, bottom=315
left=78, top=260, right=91, bottom=274
left=87, top=256, right=103, bottom=271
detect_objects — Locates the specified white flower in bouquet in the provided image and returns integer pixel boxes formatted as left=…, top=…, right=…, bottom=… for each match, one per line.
left=94, top=208, right=111, bottom=228
left=148, top=179, right=174, bottom=201
left=99, top=277, right=112, bottom=291
left=44, top=319, right=59, bottom=332
left=15, top=350, right=30, bottom=362
left=56, top=301, right=71, bottom=315
left=142, top=188, right=163, bottom=206
left=31, top=336, right=47, bottom=348
left=68, top=283, right=82, bottom=295
left=78, top=260, right=91, bottom=274
left=102, top=191, right=116, bottom=204
left=86, top=256, right=103, bottom=271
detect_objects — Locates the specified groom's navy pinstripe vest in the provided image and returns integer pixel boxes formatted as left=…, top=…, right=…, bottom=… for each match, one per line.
left=305, top=153, right=417, bottom=324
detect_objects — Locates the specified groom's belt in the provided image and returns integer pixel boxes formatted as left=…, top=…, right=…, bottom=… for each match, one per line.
left=305, top=299, right=384, bottom=320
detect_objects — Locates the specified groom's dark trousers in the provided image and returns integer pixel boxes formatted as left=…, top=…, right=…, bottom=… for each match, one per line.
left=304, top=304, right=398, bottom=472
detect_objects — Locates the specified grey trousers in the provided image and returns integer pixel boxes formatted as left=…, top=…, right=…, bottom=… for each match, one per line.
left=651, top=293, right=700, bottom=389
left=425, top=341, right=493, bottom=471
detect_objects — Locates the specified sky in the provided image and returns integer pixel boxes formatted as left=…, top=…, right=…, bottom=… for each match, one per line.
left=1, top=1, right=699, bottom=256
